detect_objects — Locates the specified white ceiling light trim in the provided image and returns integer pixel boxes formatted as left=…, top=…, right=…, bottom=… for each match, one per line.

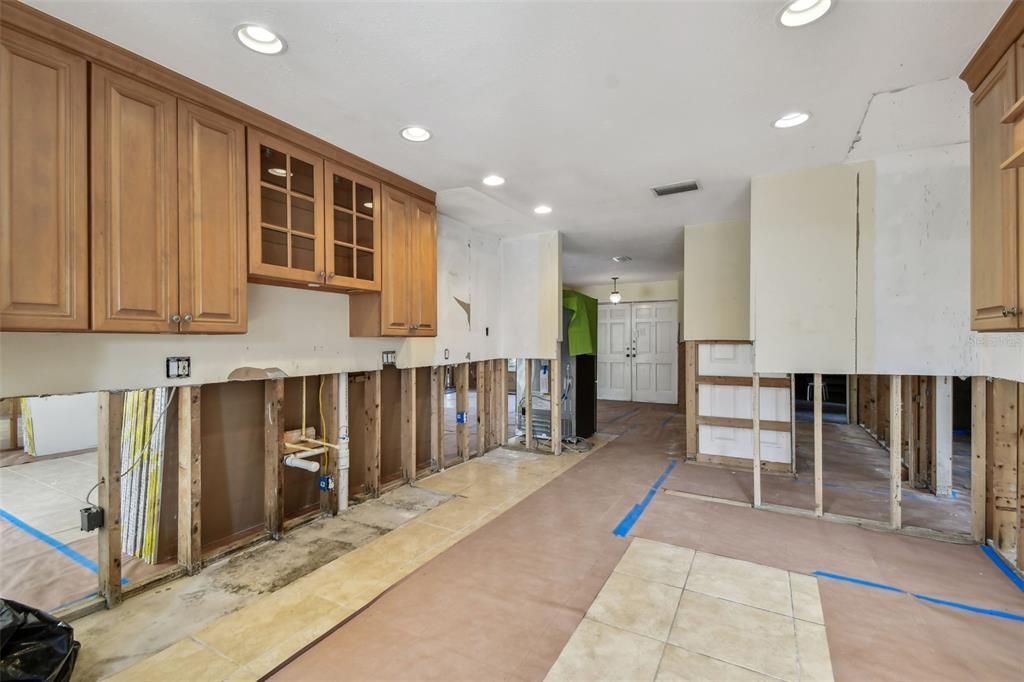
left=779, top=0, right=833, bottom=28
left=400, top=126, right=432, bottom=142
left=235, top=24, right=286, bottom=55
left=533, top=205, right=552, bottom=215
left=482, top=175, right=505, bottom=186
left=773, top=111, right=811, bottom=128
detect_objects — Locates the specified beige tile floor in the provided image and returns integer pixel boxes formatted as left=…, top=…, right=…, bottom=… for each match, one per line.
left=0, top=451, right=97, bottom=544
left=105, top=442, right=609, bottom=681
left=545, top=539, right=834, bottom=682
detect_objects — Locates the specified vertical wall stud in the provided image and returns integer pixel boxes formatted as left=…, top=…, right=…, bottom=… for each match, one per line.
left=499, top=359, right=509, bottom=446
left=365, top=370, right=382, bottom=496
left=322, top=374, right=340, bottom=513
left=476, top=361, right=488, bottom=456
left=456, top=363, right=470, bottom=461
left=903, top=376, right=917, bottom=488
left=7, top=399, right=21, bottom=450
left=971, top=376, right=987, bottom=543
left=551, top=353, right=562, bottom=456
left=264, top=379, right=284, bottom=539
left=430, top=367, right=442, bottom=471
left=889, top=375, right=903, bottom=529
left=934, top=376, right=953, bottom=497
left=97, top=391, right=124, bottom=607
left=813, top=373, right=823, bottom=517
left=848, top=374, right=858, bottom=425
left=401, top=368, right=417, bottom=481
left=752, top=372, right=761, bottom=509
left=525, top=359, right=535, bottom=450
left=178, top=386, right=202, bottom=574
left=685, top=341, right=697, bottom=458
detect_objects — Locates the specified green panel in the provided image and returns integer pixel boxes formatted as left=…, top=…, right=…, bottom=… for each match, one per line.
left=562, top=289, right=598, bottom=356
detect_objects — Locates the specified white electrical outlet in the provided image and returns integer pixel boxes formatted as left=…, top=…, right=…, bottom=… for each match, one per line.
left=166, top=356, right=191, bottom=379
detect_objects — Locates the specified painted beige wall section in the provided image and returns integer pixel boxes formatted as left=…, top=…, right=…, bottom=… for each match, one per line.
left=750, top=163, right=859, bottom=374
left=683, top=220, right=750, bottom=341
left=573, top=279, right=680, bottom=304
left=498, top=231, right=562, bottom=361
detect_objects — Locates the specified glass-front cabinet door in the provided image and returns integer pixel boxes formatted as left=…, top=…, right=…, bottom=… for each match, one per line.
left=247, top=130, right=325, bottom=284
left=324, top=162, right=381, bottom=292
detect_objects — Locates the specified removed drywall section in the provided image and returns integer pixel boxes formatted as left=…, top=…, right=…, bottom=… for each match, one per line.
left=751, top=165, right=859, bottom=374
left=683, top=220, right=750, bottom=341
left=572, top=279, right=679, bottom=304
left=21, top=393, right=97, bottom=455
left=499, top=232, right=562, bottom=360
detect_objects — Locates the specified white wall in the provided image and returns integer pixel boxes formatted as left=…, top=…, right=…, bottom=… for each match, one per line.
left=0, top=221, right=564, bottom=398
left=751, top=164, right=861, bottom=374
left=683, top=220, right=750, bottom=341
left=572, top=279, right=679, bottom=304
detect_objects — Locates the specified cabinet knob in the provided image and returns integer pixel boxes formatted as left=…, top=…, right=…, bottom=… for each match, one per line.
left=170, top=314, right=181, bottom=323
left=1001, top=306, right=1020, bottom=317
left=319, top=271, right=326, bottom=281
left=183, top=313, right=193, bottom=323
left=328, top=272, right=335, bottom=279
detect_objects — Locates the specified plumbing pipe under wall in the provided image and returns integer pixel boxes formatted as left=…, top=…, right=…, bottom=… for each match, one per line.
left=284, top=454, right=320, bottom=472
left=338, top=373, right=349, bottom=512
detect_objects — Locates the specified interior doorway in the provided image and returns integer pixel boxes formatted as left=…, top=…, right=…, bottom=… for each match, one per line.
left=596, top=301, right=677, bottom=404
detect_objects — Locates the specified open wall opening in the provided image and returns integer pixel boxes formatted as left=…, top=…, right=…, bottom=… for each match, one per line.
left=442, top=366, right=459, bottom=467
left=415, top=367, right=432, bottom=476
left=379, top=367, right=403, bottom=490
left=282, top=377, right=326, bottom=522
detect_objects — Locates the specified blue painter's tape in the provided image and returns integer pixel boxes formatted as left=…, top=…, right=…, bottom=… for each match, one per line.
left=980, top=544, right=1024, bottom=593
left=0, top=507, right=128, bottom=584
left=811, top=571, right=904, bottom=593
left=911, top=594, right=1024, bottom=623
left=612, top=459, right=678, bottom=537
left=812, top=569, right=1024, bottom=623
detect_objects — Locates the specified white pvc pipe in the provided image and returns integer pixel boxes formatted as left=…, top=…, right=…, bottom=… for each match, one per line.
left=284, top=454, right=320, bottom=472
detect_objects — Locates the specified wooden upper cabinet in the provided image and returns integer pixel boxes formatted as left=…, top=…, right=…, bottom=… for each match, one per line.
left=91, top=66, right=179, bottom=332
left=409, top=197, right=437, bottom=336
left=247, top=129, right=325, bottom=286
left=325, top=162, right=381, bottom=292
left=970, top=48, right=1019, bottom=331
left=379, top=186, right=414, bottom=335
left=0, top=30, right=88, bottom=331
left=178, top=101, right=247, bottom=333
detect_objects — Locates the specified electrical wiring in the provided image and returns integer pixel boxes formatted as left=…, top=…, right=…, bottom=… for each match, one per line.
left=85, top=385, right=177, bottom=508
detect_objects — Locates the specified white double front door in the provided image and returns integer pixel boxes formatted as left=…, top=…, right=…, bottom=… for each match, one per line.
left=596, top=301, right=677, bottom=404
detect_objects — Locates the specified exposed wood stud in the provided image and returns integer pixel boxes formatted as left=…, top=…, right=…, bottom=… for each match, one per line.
left=813, top=373, right=823, bottom=517
left=551, top=354, right=562, bottom=456
left=177, top=386, right=202, bottom=574
left=971, top=376, right=987, bottom=543
left=685, top=341, right=697, bottom=458
left=525, top=359, right=535, bottom=450
left=752, top=372, right=762, bottom=509
left=97, top=391, right=124, bottom=608
left=430, top=367, right=442, bottom=471
left=456, top=363, right=470, bottom=461
left=401, top=368, right=416, bottom=481
left=1018, top=382, right=1023, bottom=571
left=890, top=375, right=903, bottom=530
left=848, top=374, right=858, bottom=425
left=476, top=361, right=488, bottom=456
left=499, top=359, right=509, bottom=446
left=321, top=374, right=340, bottom=513
left=264, top=379, right=284, bottom=539
left=365, top=370, right=382, bottom=496
left=903, top=376, right=917, bottom=488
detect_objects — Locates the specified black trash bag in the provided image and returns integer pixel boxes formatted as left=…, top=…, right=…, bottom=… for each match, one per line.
left=0, top=599, right=80, bottom=682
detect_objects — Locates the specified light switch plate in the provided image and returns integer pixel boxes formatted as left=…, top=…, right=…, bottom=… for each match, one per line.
left=166, top=356, right=191, bottom=379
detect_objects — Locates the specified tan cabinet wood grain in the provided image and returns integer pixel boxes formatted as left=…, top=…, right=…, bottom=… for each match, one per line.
left=409, top=197, right=437, bottom=336
left=0, top=30, right=88, bottom=331
left=178, top=101, right=247, bottom=333
left=324, top=162, right=381, bottom=292
left=970, top=48, right=1019, bottom=331
left=91, top=66, right=179, bottom=332
left=379, top=186, right=413, bottom=335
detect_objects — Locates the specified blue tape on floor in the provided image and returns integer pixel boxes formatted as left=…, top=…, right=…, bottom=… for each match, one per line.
left=0, top=507, right=128, bottom=584
left=812, top=569, right=1024, bottom=623
left=613, top=459, right=678, bottom=537
left=980, top=544, right=1024, bottom=593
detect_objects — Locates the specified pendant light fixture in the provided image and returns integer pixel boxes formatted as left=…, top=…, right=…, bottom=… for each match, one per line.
left=609, top=277, right=622, bottom=304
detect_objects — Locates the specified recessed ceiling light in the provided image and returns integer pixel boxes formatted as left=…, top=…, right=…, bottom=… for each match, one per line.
left=482, top=175, right=505, bottom=187
left=533, top=205, right=552, bottom=215
left=400, top=126, right=431, bottom=142
left=235, top=24, right=286, bottom=55
left=773, top=112, right=811, bottom=129
left=611, top=256, right=632, bottom=263
left=779, top=0, right=833, bottom=28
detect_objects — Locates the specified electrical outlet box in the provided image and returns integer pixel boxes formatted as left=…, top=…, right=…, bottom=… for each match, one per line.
left=456, top=411, right=467, bottom=424
left=444, top=348, right=450, bottom=360
left=318, top=475, right=334, bottom=491
left=80, top=506, right=103, bottom=532
left=166, top=356, right=190, bottom=379
left=382, top=351, right=397, bottom=366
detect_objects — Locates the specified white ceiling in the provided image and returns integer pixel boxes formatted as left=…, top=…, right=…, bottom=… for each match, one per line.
left=28, top=0, right=1006, bottom=286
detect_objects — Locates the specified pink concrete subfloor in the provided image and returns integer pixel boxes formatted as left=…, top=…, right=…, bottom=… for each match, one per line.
left=272, top=401, right=1022, bottom=681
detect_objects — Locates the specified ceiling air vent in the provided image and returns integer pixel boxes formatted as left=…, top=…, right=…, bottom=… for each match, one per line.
left=651, top=180, right=700, bottom=197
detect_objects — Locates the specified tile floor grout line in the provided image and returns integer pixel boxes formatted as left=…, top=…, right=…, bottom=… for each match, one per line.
left=652, top=541, right=694, bottom=680
left=789, top=571, right=804, bottom=682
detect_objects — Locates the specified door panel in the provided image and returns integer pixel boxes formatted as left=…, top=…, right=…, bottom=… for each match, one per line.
left=177, top=101, right=246, bottom=333
left=970, top=48, right=1018, bottom=330
left=631, top=301, right=678, bottom=404
left=0, top=31, right=88, bottom=330
left=380, top=186, right=412, bottom=335
left=91, top=66, right=178, bottom=332
left=597, top=303, right=631, bottom=401
left=410, top=197, right=437, bottom=336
